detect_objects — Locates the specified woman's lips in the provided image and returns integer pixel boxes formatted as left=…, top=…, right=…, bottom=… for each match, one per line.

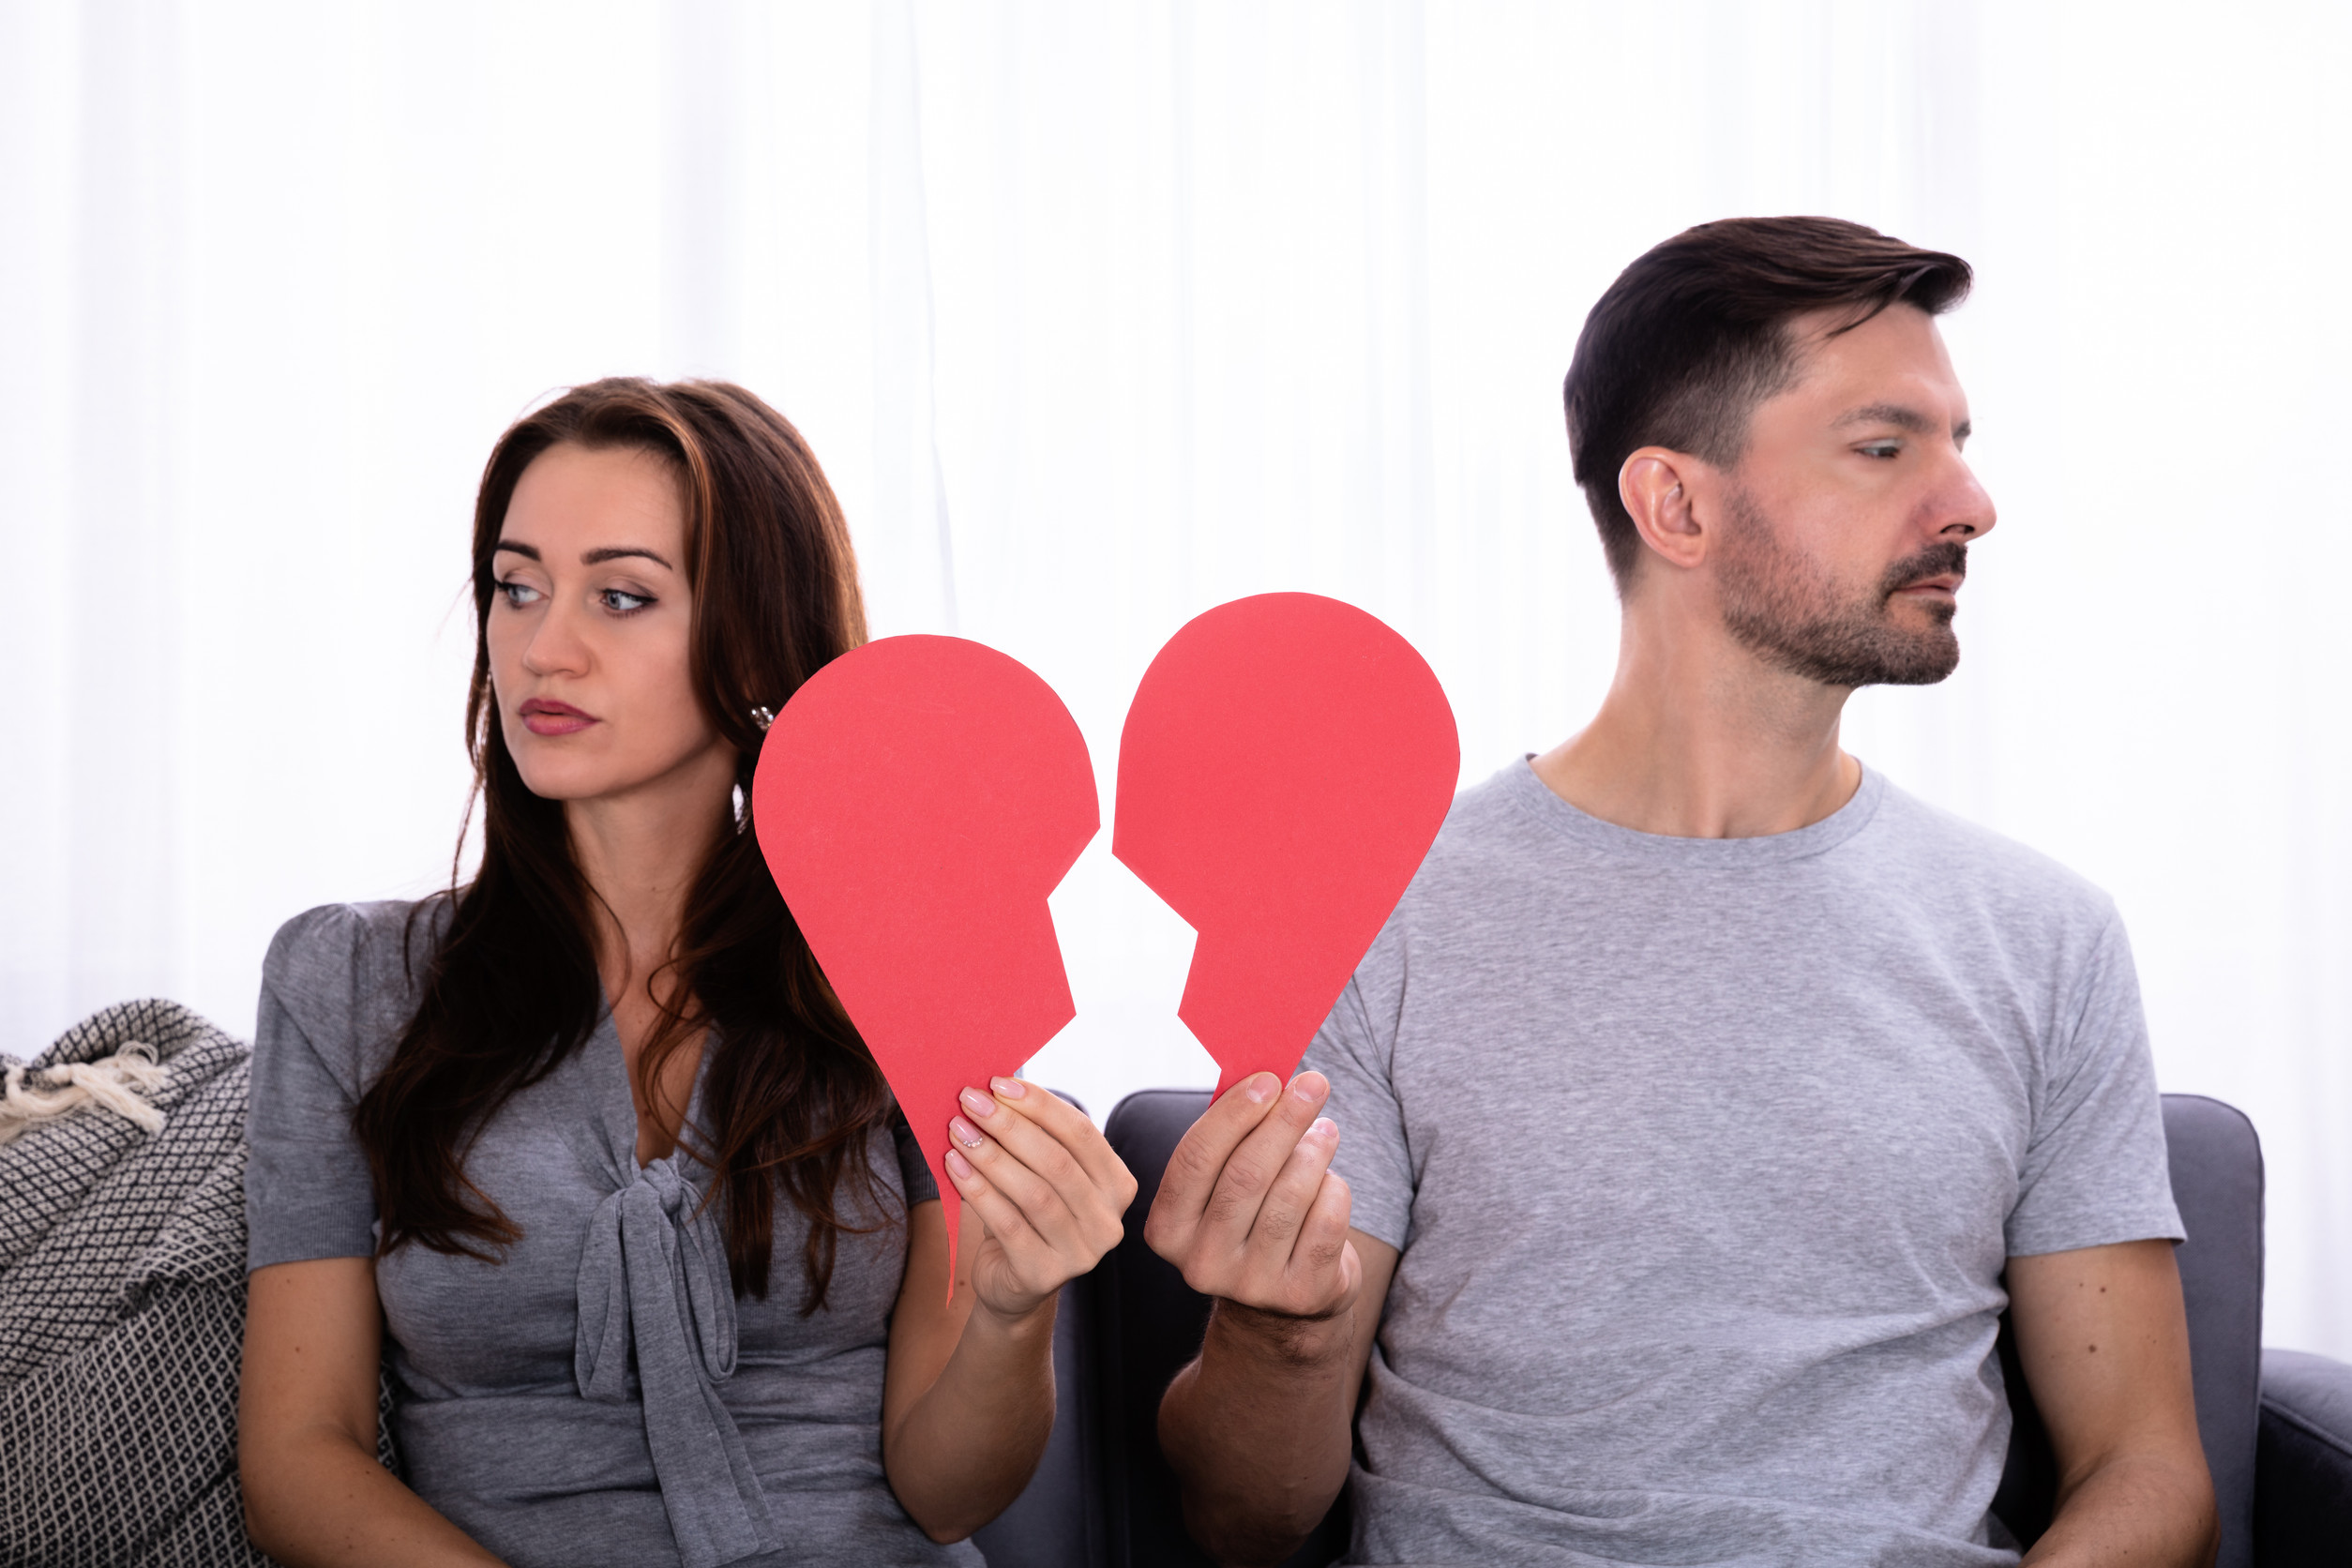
left=518, top=698, right=596, bottom=737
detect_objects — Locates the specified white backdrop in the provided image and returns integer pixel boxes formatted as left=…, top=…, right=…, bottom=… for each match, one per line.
left=2, top=1, right=2344, bottom=1359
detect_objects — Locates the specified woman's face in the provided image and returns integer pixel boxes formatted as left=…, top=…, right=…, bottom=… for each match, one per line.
left=487, top=443, right=731, bottom=807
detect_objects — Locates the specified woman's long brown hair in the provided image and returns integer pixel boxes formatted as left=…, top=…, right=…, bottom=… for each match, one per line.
left=352, top=377, right=893, bottom=1309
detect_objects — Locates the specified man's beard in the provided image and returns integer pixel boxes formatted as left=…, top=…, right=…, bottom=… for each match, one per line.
left=1714, top=488, right=1967, bottom=688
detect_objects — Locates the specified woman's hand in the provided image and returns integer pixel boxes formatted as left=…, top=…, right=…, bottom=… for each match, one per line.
left=881, top=1084, right=1135, bottom=1541
left=943, top=1078, right=1138, bottom=1322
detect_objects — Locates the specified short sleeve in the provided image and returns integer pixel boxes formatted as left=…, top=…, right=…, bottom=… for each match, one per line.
left=246, top=906, right=395, bottom=1269
left=2006, top=910, right=2185, bottom=1258
left=892, top=1109, right=941, bottom=1207
left=1300, top=924, right=1416, bottom=1253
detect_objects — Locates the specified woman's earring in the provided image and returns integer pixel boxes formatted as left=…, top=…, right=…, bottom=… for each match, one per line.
left=749, top=705, right=776, bottom=732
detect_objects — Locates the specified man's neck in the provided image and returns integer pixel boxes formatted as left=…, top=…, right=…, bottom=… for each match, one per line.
left=1531, top=605, right=1860, bottom=840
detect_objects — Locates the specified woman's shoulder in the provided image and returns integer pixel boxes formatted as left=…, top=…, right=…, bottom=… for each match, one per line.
left=265, top=897, right=449, bottom=988
left=260, top=897, right=453, bottom=1088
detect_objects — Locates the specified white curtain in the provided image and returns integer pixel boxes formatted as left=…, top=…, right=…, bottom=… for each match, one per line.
left=2, top=1, right=2344, bottom=1359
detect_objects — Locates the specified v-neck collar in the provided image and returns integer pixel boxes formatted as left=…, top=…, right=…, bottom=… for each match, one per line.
left=585, top=1006, right=716, bottom=1182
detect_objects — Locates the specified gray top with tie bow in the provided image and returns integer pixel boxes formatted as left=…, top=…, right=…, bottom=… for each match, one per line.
left=246, top=900, right=972, bottom=1568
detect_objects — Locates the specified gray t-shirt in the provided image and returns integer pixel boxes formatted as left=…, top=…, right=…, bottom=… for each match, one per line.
left=1303, top=761, right=2182, bottom=1568
left=246, top=899, right=972, bottom=1568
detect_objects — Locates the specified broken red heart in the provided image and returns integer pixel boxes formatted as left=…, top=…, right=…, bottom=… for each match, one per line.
left=752, top=597, right=1457, bottom=1280
left=1113, top=593, right=1459, bottom=1094
left=751, top=635, right=1098, bottom=1287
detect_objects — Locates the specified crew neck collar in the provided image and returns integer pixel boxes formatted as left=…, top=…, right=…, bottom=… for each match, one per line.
left=1503, top=755, right=1886, bottom=867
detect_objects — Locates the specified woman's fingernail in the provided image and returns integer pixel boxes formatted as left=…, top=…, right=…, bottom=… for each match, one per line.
left=959, top=1086, right=996, bottom=1119
left=990, top=1076, right=1028, bottom=1099
left=950, top=1115, right=986, bottom=1149
left=945, top=1147, right=974, bottom=1181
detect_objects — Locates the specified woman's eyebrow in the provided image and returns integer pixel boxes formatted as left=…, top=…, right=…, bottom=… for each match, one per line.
left=490, top=542, right=672, bottom=568
left=581, top=546, right=673, bottom=568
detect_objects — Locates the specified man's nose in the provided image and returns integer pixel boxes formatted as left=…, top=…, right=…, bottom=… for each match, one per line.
left=1929, top=453, right=1997, bottom=543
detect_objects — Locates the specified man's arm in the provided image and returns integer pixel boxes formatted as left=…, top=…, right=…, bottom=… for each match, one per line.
left=1160, top=1233, right=1399, bottom=1565
left=2006, top=1239, right=2217, bottom=1567
left=1147, top=1071, right=1399, bottom=1567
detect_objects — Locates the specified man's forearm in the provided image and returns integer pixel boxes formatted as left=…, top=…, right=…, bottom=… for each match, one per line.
left=1158, top=1301, right=1362, bottom=1566
left=2025, top=1450, right=2218, bottom=1567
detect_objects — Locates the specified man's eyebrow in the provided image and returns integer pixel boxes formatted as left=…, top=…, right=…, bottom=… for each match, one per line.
left=581, top=547, right=673, bottom=568
left=1834, top=402, right=1942, bottom=435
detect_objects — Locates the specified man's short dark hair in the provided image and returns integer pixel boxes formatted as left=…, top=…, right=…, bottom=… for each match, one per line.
left=1562, top=216, right=1972, bottom=589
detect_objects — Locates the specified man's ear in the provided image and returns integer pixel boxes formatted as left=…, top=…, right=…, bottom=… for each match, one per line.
left=1617, top=447, right=1712, bottom=575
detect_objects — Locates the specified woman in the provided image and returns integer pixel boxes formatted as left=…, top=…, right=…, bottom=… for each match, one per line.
left=237, top=378, right=1135, bottom=1567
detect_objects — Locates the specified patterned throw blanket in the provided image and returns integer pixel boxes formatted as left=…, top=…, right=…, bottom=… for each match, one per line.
left=0, top=1000, right=270, bottom=1565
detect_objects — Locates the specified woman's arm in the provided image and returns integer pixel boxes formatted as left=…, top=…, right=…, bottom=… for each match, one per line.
left=239, top=1259, right=505, bottom=1567
left=880, top=1079, right=1137, bottom=1543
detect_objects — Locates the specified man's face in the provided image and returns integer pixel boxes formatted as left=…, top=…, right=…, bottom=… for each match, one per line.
left=1711, top=303, right=1995, bottom=687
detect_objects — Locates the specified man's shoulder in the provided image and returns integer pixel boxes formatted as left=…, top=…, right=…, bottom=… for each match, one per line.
left=1404, top=761, right=1554, bottom=885
left=1333, top=765, right=1546, bottom=1000
left=1374, top=761, right=2127, bottom=972
left=1861, top=774, right=2118, bottom=932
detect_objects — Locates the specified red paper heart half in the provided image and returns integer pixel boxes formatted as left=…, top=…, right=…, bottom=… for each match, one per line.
left=1113, top=593, right=1459, bottom=1095
left=752, top=635, right=1098, bottom=1289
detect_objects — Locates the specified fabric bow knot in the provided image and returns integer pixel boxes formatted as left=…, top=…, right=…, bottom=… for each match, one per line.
left=576, top=1153, right=781, bottom=1568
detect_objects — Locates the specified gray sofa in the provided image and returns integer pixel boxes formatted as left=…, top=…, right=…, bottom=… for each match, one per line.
left=5, top=1004, right=2344, bottom=1565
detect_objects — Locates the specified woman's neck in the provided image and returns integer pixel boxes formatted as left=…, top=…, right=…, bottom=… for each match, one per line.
left=563, top=746, right=739, bottom=1003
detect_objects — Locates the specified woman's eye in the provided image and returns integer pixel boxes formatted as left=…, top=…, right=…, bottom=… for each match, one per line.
left=602, top=588, right=654, bottom=613
left=496, top=580, right=541, bottom=608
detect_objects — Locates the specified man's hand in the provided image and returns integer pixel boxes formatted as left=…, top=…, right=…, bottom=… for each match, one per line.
left=2009, top=1239, right=2218, bottom=1566
left=1143, top=1070, right=1363, bottom=1329
left=1148, top=1071, right=1399, bottom=1566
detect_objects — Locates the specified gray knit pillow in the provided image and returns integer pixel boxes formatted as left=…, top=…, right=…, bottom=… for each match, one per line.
left=0, top=1000, right=398, bottom=1565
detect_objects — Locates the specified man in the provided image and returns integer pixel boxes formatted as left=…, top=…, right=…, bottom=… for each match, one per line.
left=1145, top=218, right=2216, bottom=1566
